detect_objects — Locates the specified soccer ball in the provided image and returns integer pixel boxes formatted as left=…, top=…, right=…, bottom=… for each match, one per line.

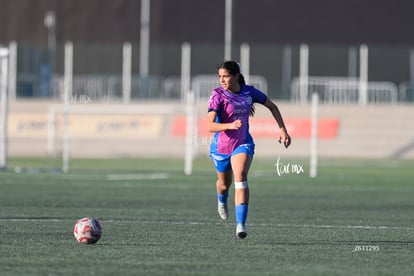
left=73, top=217, right=102, bottom=244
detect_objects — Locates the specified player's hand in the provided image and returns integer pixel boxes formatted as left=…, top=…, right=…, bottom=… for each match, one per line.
left=278, top=128, right=291, bottom=148
left=229, top=119, right=242, bottom=130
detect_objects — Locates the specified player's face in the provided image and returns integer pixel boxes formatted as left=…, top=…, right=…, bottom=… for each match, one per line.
left=218, top=68, right=239, bottom=92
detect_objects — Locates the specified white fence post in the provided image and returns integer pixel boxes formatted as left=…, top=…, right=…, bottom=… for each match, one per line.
left=0, top=48, right=9, bottom=170
left=181, top=42, right=191, bottom=102
left=184, top=90, right=195, bottom=175
left=359, top=44, right=369, bottom=106
left=299, top=44, right=309, bottom=104
left=310, top=93, right=319, bottom=178
left=62, top=42, right=73, bottom=173
left=122, top=42, right=132, bottom=103
left=8, top=41, right=17, bottom=102
left=224, top=0, right=233, bottom=60
left=240, top=43, right=250, bottom=84
left=282, top=46, right=292, bottom=99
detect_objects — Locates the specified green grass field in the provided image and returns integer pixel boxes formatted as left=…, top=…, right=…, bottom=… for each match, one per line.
left=0, top=157, right=413, bottom=275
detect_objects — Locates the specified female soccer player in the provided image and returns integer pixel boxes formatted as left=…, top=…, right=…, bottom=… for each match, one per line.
left=207, top=61, right=291, bottom=239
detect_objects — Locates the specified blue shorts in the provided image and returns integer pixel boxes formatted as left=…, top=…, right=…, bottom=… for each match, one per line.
left=210, top=143, right=255, bottom=173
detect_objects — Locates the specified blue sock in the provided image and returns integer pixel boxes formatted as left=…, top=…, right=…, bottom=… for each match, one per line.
left=235, top=204, right=248, bottom=225
left=217, top=192, right=228, bottom=204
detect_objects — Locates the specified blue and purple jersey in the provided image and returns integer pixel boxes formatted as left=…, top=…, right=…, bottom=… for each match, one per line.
left=208, top=85, right=267, bottom=155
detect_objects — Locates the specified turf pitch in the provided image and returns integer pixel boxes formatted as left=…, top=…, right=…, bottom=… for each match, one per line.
left=0, top=157, right=413, bottom=275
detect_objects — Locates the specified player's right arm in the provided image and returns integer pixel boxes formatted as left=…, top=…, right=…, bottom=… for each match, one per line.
left=207, top=111, right=242, bottom=133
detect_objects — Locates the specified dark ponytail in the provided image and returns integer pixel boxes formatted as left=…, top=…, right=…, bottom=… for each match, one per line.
left=238, top=74, right=246, bottom=86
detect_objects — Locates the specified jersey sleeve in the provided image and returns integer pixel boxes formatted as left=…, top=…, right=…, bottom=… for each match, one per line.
left=251, top=86, right=267, bottom=104
left=207, top=89, right=222, bottom=113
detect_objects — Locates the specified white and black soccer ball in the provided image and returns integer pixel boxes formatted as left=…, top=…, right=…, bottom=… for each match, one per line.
left=73, top=217, right=102, bottom=244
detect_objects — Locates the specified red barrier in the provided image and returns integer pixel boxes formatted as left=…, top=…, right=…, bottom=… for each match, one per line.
left=171, top=116, right=339, bottom=139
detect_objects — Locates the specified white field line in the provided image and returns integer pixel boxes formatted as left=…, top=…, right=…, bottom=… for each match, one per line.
left=0, top=218, right=413, bottom=231
left=106, top=173, right=169, bottom=181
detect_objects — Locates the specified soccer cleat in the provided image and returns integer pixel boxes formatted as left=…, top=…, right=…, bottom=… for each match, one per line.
left=217, top=201, right=228, bottom=220
left=236, top=223, right=247, bottom=239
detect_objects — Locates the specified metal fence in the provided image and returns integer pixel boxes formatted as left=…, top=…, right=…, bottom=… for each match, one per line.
left=398, top=81, right=414, bottom=102
left=15, top=73, right=408, bottom=104
left=291, top=77, right=399, bottom=104
left=52, top=75, right=173, bottom=101
left=8, top=42, right=414, bottom=103
left=50, top=74, right=269, bottom=102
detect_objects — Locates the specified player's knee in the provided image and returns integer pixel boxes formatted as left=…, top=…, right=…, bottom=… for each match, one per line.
left=216, top=179, right=229, bottom=189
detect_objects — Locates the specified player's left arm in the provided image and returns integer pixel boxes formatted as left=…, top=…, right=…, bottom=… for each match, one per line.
left=263, top=98, right=291, bottom=148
